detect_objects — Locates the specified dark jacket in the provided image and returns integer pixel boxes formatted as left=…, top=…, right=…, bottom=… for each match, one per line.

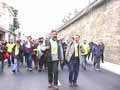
left=45, top=39, right=63, bottom=62
left=0, top=47, right=3, bottom=60
left=12, top=44, right=22, bottom=59
left=0, top=44, right=6, bottom=60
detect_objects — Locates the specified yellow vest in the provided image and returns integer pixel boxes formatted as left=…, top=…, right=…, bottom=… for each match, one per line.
left=6, top=43, right=14, bottom=53
left=74, top=43, right=79, bottom=57
left=83, top=43, right=90, bottom=55
left=50, top=39, right=58, bottom=55
left=15, top=45, right=19, bottom=56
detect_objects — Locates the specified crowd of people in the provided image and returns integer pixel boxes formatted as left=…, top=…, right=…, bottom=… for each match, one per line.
left=0, top=30, right=104, bottom=90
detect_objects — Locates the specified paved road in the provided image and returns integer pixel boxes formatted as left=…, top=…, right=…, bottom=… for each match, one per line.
left=0, top=64, right=120, bottom=90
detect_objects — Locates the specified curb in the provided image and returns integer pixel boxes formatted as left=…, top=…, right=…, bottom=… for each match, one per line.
left=101, top=62, right=120, bottom=75
left=87, top=60, right=120, bottom=75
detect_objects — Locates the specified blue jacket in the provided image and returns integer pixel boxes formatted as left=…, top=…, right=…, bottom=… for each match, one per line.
left=93, top=44, right=102, bottom=58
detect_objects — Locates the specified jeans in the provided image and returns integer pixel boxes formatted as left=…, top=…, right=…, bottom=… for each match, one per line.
left=47, top=61, right=59, bottom=85
left=8, top=53, right=12, bottom=66
left=81, top=55, right=87, bottom=70
left=12, top=57, right=20, bottom=72
left=26, top=53, right=32, bottom=68
left=93, top=56, right=100, bottom=69
left=69, top=58, right=80, bottom=83
left=0, top=59, right=4, bottom=72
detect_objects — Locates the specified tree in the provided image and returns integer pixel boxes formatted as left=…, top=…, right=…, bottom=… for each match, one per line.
left=10, top=7, right=20, bottom=32
left=13, top=17, right=20, bottom=31
left=13, top=9, right=18, bottom=17
left=10, top=7, right=18, bottom=16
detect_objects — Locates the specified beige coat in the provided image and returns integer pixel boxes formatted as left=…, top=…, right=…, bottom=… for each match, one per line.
left=65, top=42, right=82, bottom=62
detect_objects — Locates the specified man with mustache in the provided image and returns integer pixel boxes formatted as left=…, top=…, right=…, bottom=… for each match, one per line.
left=45, top=30, right=64, bottom=90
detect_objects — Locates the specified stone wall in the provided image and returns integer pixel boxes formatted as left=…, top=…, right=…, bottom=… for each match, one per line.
left=58, top=0, right=120, bottom=64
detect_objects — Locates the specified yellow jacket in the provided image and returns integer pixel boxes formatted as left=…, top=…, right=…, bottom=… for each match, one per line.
left=82, top=43, right=90, bottom=55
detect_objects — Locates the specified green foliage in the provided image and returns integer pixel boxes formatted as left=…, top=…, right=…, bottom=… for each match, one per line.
left=13, top=17, right=20, bottom=31
left=10, top=7, right=20, bottom=32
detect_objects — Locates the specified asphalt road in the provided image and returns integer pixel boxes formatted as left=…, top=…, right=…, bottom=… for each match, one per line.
left=0, top=64, right=120, bottom=90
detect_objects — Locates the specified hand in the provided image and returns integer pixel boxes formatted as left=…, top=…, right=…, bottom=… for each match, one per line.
left=61, top=60, right=64, bottom=64
left=45, top=46, right=50, bottom=49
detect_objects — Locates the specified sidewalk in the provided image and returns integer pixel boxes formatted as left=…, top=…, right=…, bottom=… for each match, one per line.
left=87, top=60, right=120, bottom=75
left=101, top=62, right=120, bottom=75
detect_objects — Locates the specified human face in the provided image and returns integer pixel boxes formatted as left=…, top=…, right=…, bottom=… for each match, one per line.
left=51, top=31, right=57, bottom=40
left=83, top=40, right=87, bottom=44
left=28, top=36, right=32, bottom=41
left=74, top=35, right=80, bottom=43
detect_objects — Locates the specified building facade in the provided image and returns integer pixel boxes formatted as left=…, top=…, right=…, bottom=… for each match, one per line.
left=58, top=0, right=120, bottom=65
left=0, top=1, right=15, bottom=42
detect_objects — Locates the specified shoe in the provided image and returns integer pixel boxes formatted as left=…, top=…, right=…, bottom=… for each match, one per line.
left=35, top=67, right=38, bottom=70
left=95, top=68, right=101, bottom=71
left=28, top=68, right=33, bottom=71
left=69, top=83, right=73, bottom=87
left=38, top=69, right=42, bottom=72
left=83, top=67, right=86, bottom=70
left=12, top=70, right=16, bottom=73
left=8, top=65, right=11, bottom=67
left=53, top=85, right=59, bottom=90
left=73, top=83, right=78, bottom=87
left=48, top=83, right=52, bottom=88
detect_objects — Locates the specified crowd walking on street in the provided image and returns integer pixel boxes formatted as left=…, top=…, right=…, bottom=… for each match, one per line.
left=0, top=30, right=105, bottom=90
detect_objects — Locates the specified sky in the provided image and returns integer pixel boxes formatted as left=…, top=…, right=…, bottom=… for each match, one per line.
left=13, top=0, right=94, bottom=38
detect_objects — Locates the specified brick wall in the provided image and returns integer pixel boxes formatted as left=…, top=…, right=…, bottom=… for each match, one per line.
left=58, top=0, right=120, bottom=64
